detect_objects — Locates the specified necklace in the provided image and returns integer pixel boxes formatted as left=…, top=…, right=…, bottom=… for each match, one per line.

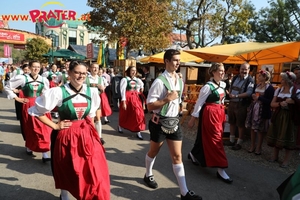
left=69, top=83, right=83, bottom=93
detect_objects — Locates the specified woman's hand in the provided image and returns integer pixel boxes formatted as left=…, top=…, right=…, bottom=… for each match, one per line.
left=56, top=120, right=72, bottom=130
left=15, top=97, right=29, bottom=104
left=188, top=116, right=196, bottom=128
left=122, top=101, right=127, bottom=110
left=97, top=84, right=105, bottom=92
left=285, top=98, right=294, bottom=104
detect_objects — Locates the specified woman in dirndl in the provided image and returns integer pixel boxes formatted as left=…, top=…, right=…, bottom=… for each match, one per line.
left=188, top=63, right=233, bottom=184
left=245, top=70, right=274, bottom=155
left=267, top=71, right=297, bottom=168
left=28, top=61, right=110, bottom=200
left=4, top=61, right=52, bottom=161
left=118, top=66, right=145, bottom=140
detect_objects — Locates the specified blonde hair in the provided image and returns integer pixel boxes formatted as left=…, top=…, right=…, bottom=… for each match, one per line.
left=208, top=63, right=223, bottom=77
left=280, top=71, right=296, bottom=86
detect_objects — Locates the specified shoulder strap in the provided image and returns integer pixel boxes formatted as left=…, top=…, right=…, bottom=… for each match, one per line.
left=86, top=76, right=90, bottom=86
left=157, top=75, right=183, bottom=116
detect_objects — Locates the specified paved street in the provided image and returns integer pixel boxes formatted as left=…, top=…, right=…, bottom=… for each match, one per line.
left=0, top=92, right=293, bottom=200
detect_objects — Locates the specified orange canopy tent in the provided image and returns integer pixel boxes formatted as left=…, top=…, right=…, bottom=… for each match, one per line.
left=185, top=42, right=300, bottom=65
left=139, top=50, right=203, bottom=64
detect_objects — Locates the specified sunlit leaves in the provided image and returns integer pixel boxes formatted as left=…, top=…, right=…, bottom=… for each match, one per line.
left=24, top=38, right=49, bottom=61
left=85, top=0, right=173, bottom=55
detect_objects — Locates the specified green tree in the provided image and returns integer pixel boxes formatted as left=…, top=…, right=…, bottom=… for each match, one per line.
left=249, top=0, right=300, bottom=42
left=85, top=0, right=173, bottom=57
left=0, top=46, right=26, bottom=64
left=172, top=0, right=255, bottom=48
left=24, top=38, right=50, bottom=61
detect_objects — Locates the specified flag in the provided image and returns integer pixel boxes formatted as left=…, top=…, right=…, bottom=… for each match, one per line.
left=4, top=44, right=11, bottom=57
left=97, top=42, right=105, bottom=66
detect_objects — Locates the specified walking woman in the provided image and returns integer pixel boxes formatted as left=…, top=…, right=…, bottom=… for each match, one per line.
left=118, top=66, right=145, bottom=140
left=28, top=61, right=110, bottom=200
left=188, top=63, right=233, bottom=184
left=245, top=70, right=274, bottom=155
left=267, top=71, right=297, bottom=168
left=5, top=61, right=52, bottom=160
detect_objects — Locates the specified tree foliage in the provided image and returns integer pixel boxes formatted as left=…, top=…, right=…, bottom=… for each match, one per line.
left=249, top=0, right=300, bottom=42
left=172, top=0, right=255, bottom=48
left=24, top=38, right=50, bottom=61
left=85, top=0, right=174, bottom=55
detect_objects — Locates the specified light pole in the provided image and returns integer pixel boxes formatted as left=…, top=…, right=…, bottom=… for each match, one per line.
left=48, top=30, right=55, bottom=64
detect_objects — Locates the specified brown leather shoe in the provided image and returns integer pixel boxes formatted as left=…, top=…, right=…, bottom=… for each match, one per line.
left=231, top=144, right=242, bottom=150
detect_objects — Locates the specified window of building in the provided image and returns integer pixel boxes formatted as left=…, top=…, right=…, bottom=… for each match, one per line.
left=45, top=30, right=59, bottom=47
left=69, top=30, right=77, bottom=45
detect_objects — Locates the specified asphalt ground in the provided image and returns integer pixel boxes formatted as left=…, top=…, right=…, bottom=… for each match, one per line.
left=0, top=91, right=294, bottom=200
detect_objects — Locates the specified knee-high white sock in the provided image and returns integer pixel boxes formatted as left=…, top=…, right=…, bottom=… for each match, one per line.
left=218, top=168, right=229, bottom=179
left=60, top=189, right=69, bottom=200
left=145, top=154, right=156, bottom=177
left=237, top=138, right=243, bottom=145
left=230, top=135, right=235, bottom=143
left=42, top=152, right=49, bottom=158
left=95, top=121, right=102, bottom=138
left=104, top=116, right=108, bottom=121
left=173, top=163, right=189, bottom=196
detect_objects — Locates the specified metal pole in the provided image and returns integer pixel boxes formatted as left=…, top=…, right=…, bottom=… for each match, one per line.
left=51, top=37, right=54, bottom=64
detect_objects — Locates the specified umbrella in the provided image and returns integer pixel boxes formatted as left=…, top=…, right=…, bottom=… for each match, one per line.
left=43, top=49, right=86, bottom=60
left=139, top=50, right=203, bottom=64
left=185, top=42, right=300, bottom=65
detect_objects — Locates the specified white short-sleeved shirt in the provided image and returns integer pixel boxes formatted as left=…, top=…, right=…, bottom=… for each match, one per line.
left=87, top=75, right=108, bottom=87
left=28, top=84, right=100, bottom=118
left=147, top=70, right=181, bottom=117
left=4, top=74, right=49, bottom=99
left=42, top=71, right=62, bottom=84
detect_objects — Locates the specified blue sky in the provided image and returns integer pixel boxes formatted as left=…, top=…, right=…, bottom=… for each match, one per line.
left=1, top=0, right=270, bottom=33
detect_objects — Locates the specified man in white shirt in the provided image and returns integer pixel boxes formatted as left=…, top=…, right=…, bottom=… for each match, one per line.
left=143, top=49, right=202, bottom=200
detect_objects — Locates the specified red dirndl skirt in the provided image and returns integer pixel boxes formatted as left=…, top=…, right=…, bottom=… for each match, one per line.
left=100, top=92, right=112, bottom=117
left=23, top=97, right=52, bottom=152
left=119, top=90, right=145, bottom=132
left=51, top=117, right=110, bottom=200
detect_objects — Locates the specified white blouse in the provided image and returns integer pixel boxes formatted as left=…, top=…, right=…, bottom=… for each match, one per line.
left=4, top=74, right=49, bottom=99
left=28, top=84, right=100, bottom=118
left=191, top=81, right=226, bottom=118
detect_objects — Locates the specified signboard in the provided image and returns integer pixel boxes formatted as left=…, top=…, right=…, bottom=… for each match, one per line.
left=86, top=43, right=94, bottom=59
left=0, top=30, right=25, bottom=42
left=13, top=44, right=26, bottom=49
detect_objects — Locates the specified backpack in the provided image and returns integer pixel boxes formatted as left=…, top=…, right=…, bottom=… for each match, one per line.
left=111, top=76, right=122, bottom=98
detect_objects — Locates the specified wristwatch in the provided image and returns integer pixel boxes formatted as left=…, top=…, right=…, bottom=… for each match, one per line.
left=235, top=94, right=239, bottom=98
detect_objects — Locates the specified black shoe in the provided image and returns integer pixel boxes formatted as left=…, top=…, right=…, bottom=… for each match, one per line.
left=188, top=153, right=199, bottom=166
left=143, top=174, right=158, bottom=189
left=100, top=138, right=106, bottom=145
left=223, top=140, right=235, bottom=146
left=181, top=190, right=202, bottom=200
left=104, top=120, right=110, bottom=124
left=136, top=133, right=143, bottom=140
left=216, top=172, right=233, bottom=184
left=231, top=144, right=242, bottom=150
left=26, top=151, right=33, bottom=156
left=118, top=126, right=123, bottom=133
left=42, top=157, right=51, bottom=163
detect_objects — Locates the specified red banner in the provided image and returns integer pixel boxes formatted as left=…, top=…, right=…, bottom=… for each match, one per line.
left=13, top=44, right=26, bottom=49
left=4, top=44, right=11, bottom=57
left=0, top=30, right=25, bottom=42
